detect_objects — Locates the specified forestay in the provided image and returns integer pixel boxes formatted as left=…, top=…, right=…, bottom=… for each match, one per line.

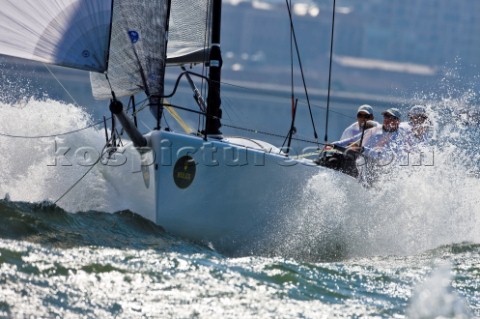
left=0, top=0, right=112, bottom=72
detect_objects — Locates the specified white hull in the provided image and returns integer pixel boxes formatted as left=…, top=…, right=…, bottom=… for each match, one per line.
left=143, top=130, right=361, bottom=254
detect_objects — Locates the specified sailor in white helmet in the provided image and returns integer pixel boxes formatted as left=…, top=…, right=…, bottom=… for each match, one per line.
left=348, top=108, right=408, bottom=158
left=401, top=105, right=432, bottom=145
left=340, top=104, right=380, bottom=140
left=347, top=108, right=410, bottom=185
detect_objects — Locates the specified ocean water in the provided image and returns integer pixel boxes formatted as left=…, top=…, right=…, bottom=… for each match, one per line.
left=1, top=92, right=480, bottom=317
left=0, top=200, right=478, bottom=318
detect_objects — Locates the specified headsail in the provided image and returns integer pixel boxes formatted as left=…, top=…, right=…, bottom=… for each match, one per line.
left=0, top=0, right=112, bottom=72
left=91, top=0, right=212, bottom=100
left=90, top=0, right=170, bottom=102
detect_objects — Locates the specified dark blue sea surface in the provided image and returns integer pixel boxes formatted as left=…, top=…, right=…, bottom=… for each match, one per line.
left=0, top=199, right=478, bottom=318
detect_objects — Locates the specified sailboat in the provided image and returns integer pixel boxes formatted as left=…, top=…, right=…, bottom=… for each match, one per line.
left=0, top=0, right=363, bottom=254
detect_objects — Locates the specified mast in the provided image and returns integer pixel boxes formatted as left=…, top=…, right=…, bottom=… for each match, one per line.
left=205, top=0, right=223, bottom=136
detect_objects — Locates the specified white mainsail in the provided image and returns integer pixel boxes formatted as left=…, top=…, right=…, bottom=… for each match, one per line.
left=0, top=0, right=212, bottom=102
left=0, top=0, right=112, bottom=72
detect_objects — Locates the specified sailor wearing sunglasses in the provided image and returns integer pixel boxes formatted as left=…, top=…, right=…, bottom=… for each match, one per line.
left=340, top=104, right=380, bottom=140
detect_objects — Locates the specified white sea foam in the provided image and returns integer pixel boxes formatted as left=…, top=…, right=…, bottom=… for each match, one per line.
left=0, top=98, right=154, bottom=219
left=293, top=94, right=480, bottom=257
left=407, top=263, right=473, bottom=318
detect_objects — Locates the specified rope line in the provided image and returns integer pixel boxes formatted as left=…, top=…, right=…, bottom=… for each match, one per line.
left=43, top=64, right=80, bottom=107
left=156, top=102, right=329, bottom=145
left=0, top=97, right=150, bottom=139
left=0, top=119, right=106, bottom=139
left=222, top=123, right=328, bottom=146
left=0, top=90, right=346, bottom=147
left=53, top=140, right=112, bottom=204
left=218, top=80, right=357, bottom=120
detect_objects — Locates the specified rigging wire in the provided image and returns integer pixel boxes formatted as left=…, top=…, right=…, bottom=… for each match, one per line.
left=1, top=65, right=361, bottom=142
left=289, top=0, right=295, bottom=121
left=222, top=122, right=327, bottom=146
left=53, top=139, right=113, bottom=205
left=284, top=0, right=319, bottom=147
left=43, top=64, right=80, bottom=107
left=214, top=80, right=357, bottom=121
left=324, top=0, right=337, bottom=143
left=0, top=97, right=150, bottom=139
left=217, top=80, right=357, bottom=120
left=193, top=0, right=213, bottom=134
left=158, top=102, right=328, bottom=146
left=282, top=98, right=299, bottom=152
left=0, top=120, right=106, bottom=139
left=283, top=0, right=297, bottom=155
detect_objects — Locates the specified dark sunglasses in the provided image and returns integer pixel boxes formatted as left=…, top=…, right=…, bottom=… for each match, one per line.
left=357, top=113, right=371, bottom=119
left=383, top=114, right=398, bottom=120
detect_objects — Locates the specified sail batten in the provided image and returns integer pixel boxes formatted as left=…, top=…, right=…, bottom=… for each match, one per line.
left=0, top=0, right=112, bottom=72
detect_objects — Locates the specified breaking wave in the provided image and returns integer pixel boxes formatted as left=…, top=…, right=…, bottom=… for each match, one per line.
left=279, top=90, right=480, bottom=259
left=0, top=79, right=478, bottom=259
